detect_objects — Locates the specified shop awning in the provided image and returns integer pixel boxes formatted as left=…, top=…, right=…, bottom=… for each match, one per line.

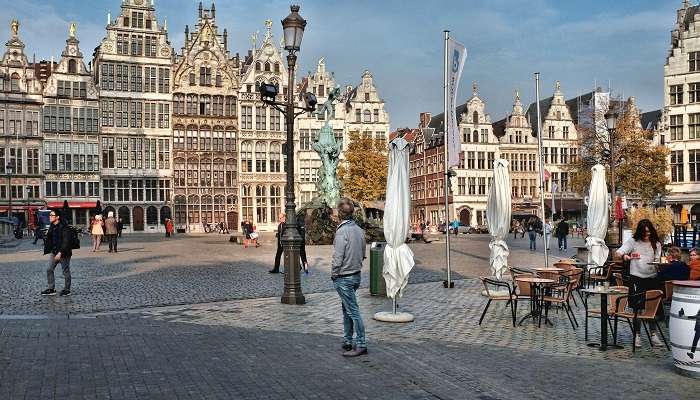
left=46, top=201, right=98, bottom=209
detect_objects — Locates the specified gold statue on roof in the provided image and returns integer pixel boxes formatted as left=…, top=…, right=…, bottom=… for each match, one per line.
left=69, top=22, right=76, bottom=38
left=10, top=19, right=19, bottom=36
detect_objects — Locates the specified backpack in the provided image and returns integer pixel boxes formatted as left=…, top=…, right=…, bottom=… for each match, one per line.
left=67, top=225, right=81, bottom=249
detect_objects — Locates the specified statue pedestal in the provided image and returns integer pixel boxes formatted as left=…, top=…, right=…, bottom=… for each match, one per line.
left=297, top=197, right=384, bottom=245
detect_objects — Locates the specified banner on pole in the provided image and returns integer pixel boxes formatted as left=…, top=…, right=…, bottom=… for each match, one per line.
left=446, top=38, right=466, bottom=167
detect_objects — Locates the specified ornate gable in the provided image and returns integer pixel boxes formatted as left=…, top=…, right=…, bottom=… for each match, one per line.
left=240, top=20, right=288, bottom=90
left=544, top=81, right=573, bottom=121
left=507, top=90, right=530, bottom=129
left=463, top=82, right=491, bottom=125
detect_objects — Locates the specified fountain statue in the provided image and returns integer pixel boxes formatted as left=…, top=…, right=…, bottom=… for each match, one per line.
left=311, top=86, right=342, bottom=207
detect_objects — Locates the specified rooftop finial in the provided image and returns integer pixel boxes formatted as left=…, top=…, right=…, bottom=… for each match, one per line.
left=515, top=89, right=520, bottom=101
left=69, top=22, right=76, bottom=38
left=555, top=80, right=561, bottom=92
left=472, top=81, right=478, bottom=95
left=10, top=19, right=19, bottom=37
left=265, top=19, right=273, bottom=41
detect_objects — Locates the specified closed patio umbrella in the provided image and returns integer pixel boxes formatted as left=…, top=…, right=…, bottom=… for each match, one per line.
left=586, top=164, right=609, bottom=267
left=374, top=137, right=415, bottom=323
left=486, top=159, right=511, bottom=280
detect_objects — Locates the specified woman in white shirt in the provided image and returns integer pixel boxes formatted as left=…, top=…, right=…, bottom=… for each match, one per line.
left=615, top=219, right=664, bottom=348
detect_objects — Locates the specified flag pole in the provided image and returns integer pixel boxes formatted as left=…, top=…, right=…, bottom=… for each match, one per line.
left=535, top=73, right=549, bottom=267
left=443, top=30, right=454, bottom=288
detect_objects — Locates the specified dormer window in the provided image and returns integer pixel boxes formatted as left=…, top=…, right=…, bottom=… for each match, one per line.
left=274, top=63, right=280, bottom=73
left=10, top=73, right=20, bottom=92
left=68, top=59, right=77, bottom=74
left=473, top=111, right=479, bottom=125
left=145, top=19, right=152, bottom=30
left=255, top=62, right=261, bottom=71
left=264, top=62, right=271, bottom=72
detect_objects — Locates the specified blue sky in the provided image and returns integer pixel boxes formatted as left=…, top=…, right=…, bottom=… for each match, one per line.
left=0, top=0, right=684, bottom=129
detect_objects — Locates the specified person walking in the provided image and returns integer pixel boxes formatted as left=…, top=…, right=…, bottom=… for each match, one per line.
left=41, top=210, right=73, bottom=297
left=526, top=217, right=537, bottom=251
left=117, top=218, right=124, bottom=237
left=270, top=213, right=308, bottom=274
left=332, top=198, right=368, bottom=357
left=556, top=218, right=569, bottom=251
left=616, top=219, right=664, bottom=348
left=242, top=220, right=259, bottom=248
left=543, top=219, right=553, bottom=250
left=165, top=218, right=174, bottom=238
left=90, top=214, right=104, bottom=252
left=104, top=211, right=118, bottom=253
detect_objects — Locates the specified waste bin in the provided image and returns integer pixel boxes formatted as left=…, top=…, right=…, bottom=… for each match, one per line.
left=369, top=242, right=387, bottom=297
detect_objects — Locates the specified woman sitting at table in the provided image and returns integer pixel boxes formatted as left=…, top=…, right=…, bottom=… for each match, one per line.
left=689, top=247, right=700, bottom=280
left=657, top=246, right=689, bottom=281
left=616, top=219, right=664, bottom=348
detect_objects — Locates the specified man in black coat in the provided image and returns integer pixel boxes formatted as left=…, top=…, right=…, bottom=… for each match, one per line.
left=41, top=210, right=73, bottom=296
left=269, top=213, right=308, bottom=274
left=556, top=218, right=570, bottom=251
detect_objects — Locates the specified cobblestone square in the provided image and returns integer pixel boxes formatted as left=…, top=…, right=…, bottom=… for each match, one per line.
left=0, top=233, right=696, bottom=399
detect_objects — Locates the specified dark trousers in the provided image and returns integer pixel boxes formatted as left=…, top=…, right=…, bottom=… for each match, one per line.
left=558, top=235, right=567, bottom=250
left=273, top=244, right=283, bottom=272
left=47, top=254, right=71, bottom=290
left=107, top=234, right=118, bottom=252
left=629, top=275, right=662, bottom=332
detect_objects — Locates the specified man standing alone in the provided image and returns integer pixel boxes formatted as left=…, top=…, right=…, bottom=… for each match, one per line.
left=41, top=211, right=73, bottom=297
left=332, top=198, right=367, bottom=357
left=557, top=217, right=569, bottom=251
left=104, top=211, right=118, bottom=253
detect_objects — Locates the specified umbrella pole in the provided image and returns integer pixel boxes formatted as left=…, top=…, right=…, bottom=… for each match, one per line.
left=392, top=296, right=397, bottom=314
left=535, top=73, right=549, bottom=268
left=442, top=30, right=454, bottom=289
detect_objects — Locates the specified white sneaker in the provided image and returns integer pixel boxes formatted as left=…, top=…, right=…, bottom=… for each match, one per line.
left=635, top=336, right=642, bottom=348
left=651, top=334, right=663, bottom=347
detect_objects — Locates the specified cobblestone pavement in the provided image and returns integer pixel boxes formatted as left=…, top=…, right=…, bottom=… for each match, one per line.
left=0, top=232, right=573, bottom=315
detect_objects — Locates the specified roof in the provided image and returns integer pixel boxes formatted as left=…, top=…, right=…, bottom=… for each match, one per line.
left=389, top=128, right=420, bottom=142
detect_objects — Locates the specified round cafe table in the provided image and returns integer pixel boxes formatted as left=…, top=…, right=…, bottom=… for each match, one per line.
left=515, top=277, right=555, bottom=327
left=582, top=286, right=626, bottom=351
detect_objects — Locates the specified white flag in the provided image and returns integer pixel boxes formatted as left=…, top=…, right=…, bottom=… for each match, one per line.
left=446, top=38, right=466, bottom=167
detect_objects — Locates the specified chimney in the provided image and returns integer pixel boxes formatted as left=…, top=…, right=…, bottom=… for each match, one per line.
left=419, top=112, right=431, bottom=129
left=223, top=28, right=228, bottom=50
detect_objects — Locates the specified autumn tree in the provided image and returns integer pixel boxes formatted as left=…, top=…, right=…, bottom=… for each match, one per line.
left=337, top=132, right=388, bottom=204
left=570, top=99, right=669, bottom=202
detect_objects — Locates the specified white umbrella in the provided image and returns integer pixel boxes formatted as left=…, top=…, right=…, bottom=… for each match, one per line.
left=486, top=159, right=511, bottom=280
left=586, top=164, right=609, bottom=267
left=375, top=137, right=414, bottom=323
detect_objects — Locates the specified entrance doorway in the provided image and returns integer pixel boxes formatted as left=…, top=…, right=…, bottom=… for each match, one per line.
left=459, top=209, right=471, bottom=225
left=227, top=211, right=239, bottom=232
left=133, top=206, right=144, bottom=231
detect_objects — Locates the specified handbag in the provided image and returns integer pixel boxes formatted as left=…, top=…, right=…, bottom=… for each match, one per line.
left=249, top=232, right=259, bottom=240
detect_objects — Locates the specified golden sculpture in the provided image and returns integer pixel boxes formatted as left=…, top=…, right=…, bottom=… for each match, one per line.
left=69, top=22, right=76, bottom=38
left=10, top=19, right=19, bottom=36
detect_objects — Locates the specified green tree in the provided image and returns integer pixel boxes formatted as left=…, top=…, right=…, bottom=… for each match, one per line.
left=338, top=132, right=387, bottom=204
left=570, top=101, right=669, bottom=201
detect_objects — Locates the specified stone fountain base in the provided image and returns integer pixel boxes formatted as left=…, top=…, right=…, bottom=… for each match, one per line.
left=297, top=197, right=384, bottom=245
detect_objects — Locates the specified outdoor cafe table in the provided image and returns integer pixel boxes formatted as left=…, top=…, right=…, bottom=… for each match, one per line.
left=532, top=267, right=565, bottom=273
left=582, top=286, right=627, bottom=351
left=515, top=276, right=555, bottom=327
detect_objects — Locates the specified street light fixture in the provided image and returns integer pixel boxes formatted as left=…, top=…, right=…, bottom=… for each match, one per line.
left=260, top=4, right=315, bottom=305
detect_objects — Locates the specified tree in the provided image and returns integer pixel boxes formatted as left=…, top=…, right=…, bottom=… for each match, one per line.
left=337, top=132, right=388, bottom=204
left=570, top=100, right=669, bottom=202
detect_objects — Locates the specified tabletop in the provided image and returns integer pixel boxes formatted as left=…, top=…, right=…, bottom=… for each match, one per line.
left=581, top=287, right=627, bottom=295
left=515, top=277, right=556, bottom=284
left=672, top=280, right=700, bottom=288
left=533, top=267, right=565, bottom=272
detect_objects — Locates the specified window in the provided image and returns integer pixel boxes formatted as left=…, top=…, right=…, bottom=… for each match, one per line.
left=256, top=185, right=268, bottom=223
left=226, top=158, right=236, bottom=186
left=690, top=150, right=700, bottom=182
left=241, top=141, right=253, bottom=172
left=186, top=94, right=197, bottom=115
left=131, top=11, right=144, bottom=28
left=102, top=137, right=115, bottom=168
left=551, top=147, right=559, bottom=164
left=145, top=36, right=157, bottom=57
left=355, top=109, right=361, bottom=122
left=255, top=106, right=267, bottom=130
left=270, top=142, right=281, bottom=172
left=130, top=65, right=143, bottom=92
left=670, top=115, right=683, bottom=141
left=690, top=51, right=700, bottom=72
left=215, top=73, right=222, bottom=87
left=270, top=186, right=282, bottom=223
left=225, top=129, right=236, bottom=152
left=199, top=67, right=211, bottom=86
left=671, top=84, right=683, bottom=105
left=472, top=111, right=479, bottom=124
left=570, top=149, right=577, bottom=164
left=27, top=148, right=39, bottom=174
left=691, top=113, right=700, bottom=140
left=158, top=103, right=169, bottom=128
left=115, top=64, right=128, bottom=91
left=255, top=142, right=267, bottom=172
left=363, top=110, right=371, bottom=122
left=373, top=109, right=379, bottom=122
left=200, top=127, right=212, bottom=151
left=671, top=150, right=684, bottom=183
left=561, top=148, right=569, bottom=164
left=477, top=152, right=485, bottom=169
left=186, top=126, right=198, bottom=150
left=467, top=151, right=475, bottom=169
left=144, top=67, right=157, bottom=92
left=472, top=130, right=478, bottom=143
left=199, top=95, right=211, bottom=116
left=241, top=185, right=253, bottom=222
left=212, top=96, right=224, bottom=116
left=158, top=139, right=170, bottom=170
left=241, top=106, right=252, bottom=129
left=224, top=96, right=236, bottom=116
left=146, top=206, right=158, bottom=224
left=548, top=125, right=555, bottom=138
left=270, top=109, right=281, bottom=131
left=487, top=152, right=495, bottom=170
left=189, top=72, right=196, bottom=86
left=144, top=103, right=156, bottom=128
left=458, top=177, right=466, bottom=195
left=478, top=178, right=486, bottom=195
left=563, top=126, right=569, bottom=139
left=691, top=83, right=700, bottom=104
left=130, top=101, right=142, bottom=128
left=174, top=94, right=185, bottom=115
left=10, top=73, right=20, bottom=92
left=103, top=179, right=115, bottom=201
left=116, top=34, right=129, bottom=55
left=130, top=35, right=143, bottom=56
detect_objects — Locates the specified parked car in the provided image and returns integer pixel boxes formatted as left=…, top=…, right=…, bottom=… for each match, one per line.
left=454, top=223, right=476, bottom=234
left=475, top=224, right=489, bottom=234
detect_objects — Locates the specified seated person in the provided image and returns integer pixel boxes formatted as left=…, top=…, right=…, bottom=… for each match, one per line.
left=690, top=247, right=700, bottom=280
left=657, top=246, right=689, bottom=281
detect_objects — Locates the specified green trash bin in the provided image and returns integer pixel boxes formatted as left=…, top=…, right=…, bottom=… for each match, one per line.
left=369, top=242, right=387, bottom=296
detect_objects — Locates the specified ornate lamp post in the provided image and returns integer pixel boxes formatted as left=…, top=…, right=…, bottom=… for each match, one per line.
left=260, top=5, right=316, bottom=304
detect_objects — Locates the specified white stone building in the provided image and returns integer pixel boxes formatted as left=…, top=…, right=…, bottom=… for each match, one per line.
left=41, top=25, right=101, bottom=226
left=92, top=0, right=174, bottom=233
left=0, top=20, right=43, bottom=225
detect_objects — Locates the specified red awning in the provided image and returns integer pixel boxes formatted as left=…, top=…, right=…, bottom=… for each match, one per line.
left=47, top=201, right=98, bottom=209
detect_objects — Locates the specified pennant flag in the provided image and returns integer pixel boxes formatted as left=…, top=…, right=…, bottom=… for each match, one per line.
left=446, top=37, right=467, bottom=167
left=544, top=169, right=551, bottom=182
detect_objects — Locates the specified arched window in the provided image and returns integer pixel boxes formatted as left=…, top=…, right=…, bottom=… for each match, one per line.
left=160, top=206, right=172, bottom=224
left=473, top=111, right=479, bottom=125
left=214, top=195, right=225, bottom=224
left=174, top=94, right=185, bottom=115
left=174, top=157, right=186, bottom=186
left=187, top=157, right=199, bottom=186
left=255, top=62, right=262, bottom=71
left=10, top=73, right=20, bottom=92
left=186, top=94, right=197, bottom=115
left=213, top=158, right=224, bottom=187
left=255, top=141, right=267, bottom=172
left=274, top=62, right=280, bottom=73
left=201, top=195, right=213, bottom=224
left=270, top=185, right=282, bottom=222
left=200, top=125, right=212, bottom=150
left=201, top=157, right=212, bottom=186
left=174, top=195, right=186, bottom=224
left=472, top=130, right=479, bottom=143
left=199, top=95, right=211, bottom=115
left=188, top=194, right=200, bottom=223
left=186, top=125, right=198, bottom=150
left=269, top=142, right=281, bottom=172
left=241, top=141, right=253, bottom=172
left=241, top=185, right=253, bottom=222
left=213, top=126, right=224, bottom=151
left=146, top=206, right=158, bottom=225
left=363, top=110, right=371, bottom=122
left=264, top=62, right=271, bottom=72
left=255, top=185, right=267, bottom=224
left=118, top=206, right=131, bottom=225
left=226, top=158, right=236, bottom=186
left=462, top=129, right=469, bottom=143
left=68, top=59, right=77, bottom=74
left=227, top=194, right=237, bottom=208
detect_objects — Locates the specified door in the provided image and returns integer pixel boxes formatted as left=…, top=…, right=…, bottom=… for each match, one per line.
left=227, top=211, right=238, bottom=232
left=133, top=206, right=144, bottom=231
left=459, top=209, right=471, bottom=226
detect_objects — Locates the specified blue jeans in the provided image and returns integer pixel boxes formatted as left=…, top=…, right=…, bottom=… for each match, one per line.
left=558, top=235, right=567, bottom=250
left=528, top=231, right=536, bottom=250
left=334, top=273, right=366, bottom=347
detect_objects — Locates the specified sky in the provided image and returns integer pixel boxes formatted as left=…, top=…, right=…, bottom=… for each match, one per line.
left=0, top=0, right=685, bottom=129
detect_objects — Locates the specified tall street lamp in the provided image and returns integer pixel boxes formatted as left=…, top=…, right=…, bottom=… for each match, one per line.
left=6, top=162, right=13, bottom=219
left=260, top=5, right=316, bottom=304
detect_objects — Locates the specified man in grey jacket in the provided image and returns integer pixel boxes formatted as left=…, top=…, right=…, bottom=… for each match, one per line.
left=332, top=198, right=367, bottom=357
